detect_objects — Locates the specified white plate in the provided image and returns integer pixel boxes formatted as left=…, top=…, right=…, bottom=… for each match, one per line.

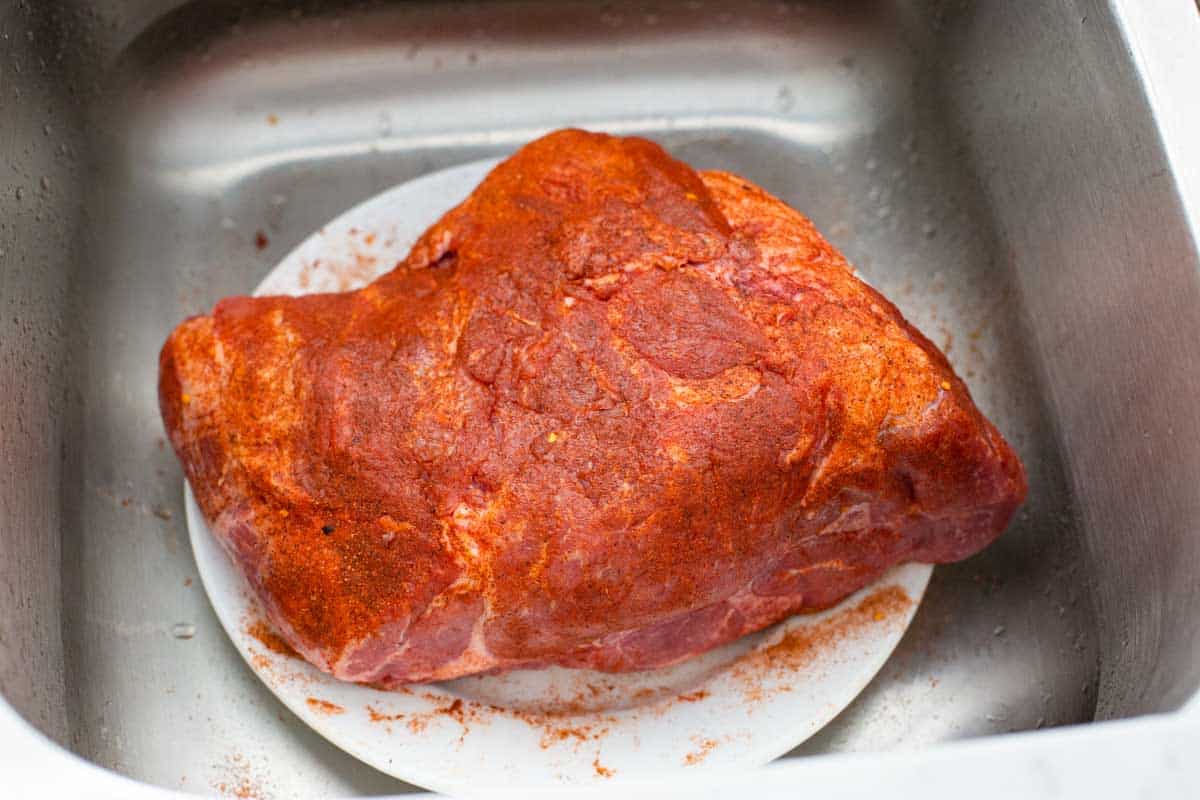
left=184, top=158, right=933, bottom=795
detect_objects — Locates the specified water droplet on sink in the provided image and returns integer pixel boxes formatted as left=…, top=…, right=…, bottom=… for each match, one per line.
left=172, top=623, right=196, bottom=639
left=270, top=193, right=288, bottom=206
left=220, top=217, right=236, bottom=230
left=40, top=176, right=50, bottom=191
left=865, top=157, right=878, bottom=172
left=378, top=110, right=393, bottom=137
left=922, top=222, right=937, bottom=238
left=14, top=186, right=23, bottom=201
left=775, top=85, right=795, bottom=112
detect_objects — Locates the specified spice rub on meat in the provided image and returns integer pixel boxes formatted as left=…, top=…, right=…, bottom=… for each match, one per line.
left=160, top=129, right=1026, bottom=685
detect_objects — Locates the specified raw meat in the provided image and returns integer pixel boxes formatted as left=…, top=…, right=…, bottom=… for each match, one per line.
left=159, top=130, right=1026, bottom=685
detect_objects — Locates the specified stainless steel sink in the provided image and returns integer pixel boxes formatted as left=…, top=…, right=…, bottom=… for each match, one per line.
left=3, top=1, right=1200, bottom=797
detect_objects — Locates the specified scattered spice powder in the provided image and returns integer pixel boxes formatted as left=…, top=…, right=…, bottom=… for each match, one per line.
left=366, top=694, right=491, bottom=737
left=735, top=585, right=912, bottom=703
left=538, top=724, right=601, bottom=750
left=507, top=704, right=616, bottom=744
left=365, top=691, right=617, bottom=749
left=212, top=752, right=268, bottom=799
left=336, top=250, right=382, bottom=291
left=214, top=779, right=260, bottom=799
left=255, top=230, right=269, bottom=251
left=442, top=698, right=465, bottom=725
left=592, top=755, right=615, bottom=778
left=683, top=737, right=718, bottom=766
left=305, top=697, right=345, bottom=715
left=366, top=705, right=404, bottom=723
left=246, top=620, right=300, bottom=659
left=631, top=687, right=661, bottom=705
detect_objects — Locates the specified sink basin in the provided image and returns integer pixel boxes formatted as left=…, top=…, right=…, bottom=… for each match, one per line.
left=2, top=1, right=1199, bottom=796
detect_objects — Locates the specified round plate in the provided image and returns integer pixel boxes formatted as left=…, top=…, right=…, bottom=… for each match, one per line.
left=185, top=158, right=933, bottom=795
